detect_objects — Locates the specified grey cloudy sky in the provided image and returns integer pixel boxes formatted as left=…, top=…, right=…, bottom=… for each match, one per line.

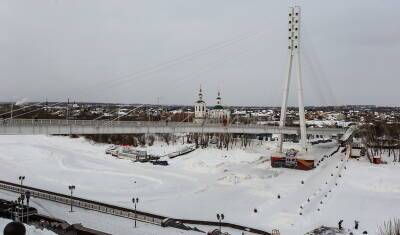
left=1, top=0, right=399, bottom=106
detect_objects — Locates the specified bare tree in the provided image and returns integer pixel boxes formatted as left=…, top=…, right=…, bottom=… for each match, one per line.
left=162, top=133, right=171, bottom=145
left=148, top=135, right=155, bottom=146
left=138, top=135, right=146, bottom=146
left=378, top=218, right=400, bottom=235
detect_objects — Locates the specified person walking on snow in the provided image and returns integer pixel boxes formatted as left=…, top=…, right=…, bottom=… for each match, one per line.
left=338, top=219, right=344, bottom=230
left=354, top=220, right=359, bottom=230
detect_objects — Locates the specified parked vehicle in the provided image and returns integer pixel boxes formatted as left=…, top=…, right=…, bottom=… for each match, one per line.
left=151, top=160, right=169, bottom=166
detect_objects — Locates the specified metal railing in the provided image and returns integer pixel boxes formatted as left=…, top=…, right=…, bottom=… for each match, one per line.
left=0, top=180, right=163, bottom=225
left=0, top=119, right=345, bottom=133
left=0, top=180, right=271, bottom=235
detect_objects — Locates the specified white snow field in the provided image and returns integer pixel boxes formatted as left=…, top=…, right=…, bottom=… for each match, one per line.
left=0, top=189, right=204, bottom=235
left=0, top=218, right=56, bottom=235
left=0, top=135, right=399, bottom=235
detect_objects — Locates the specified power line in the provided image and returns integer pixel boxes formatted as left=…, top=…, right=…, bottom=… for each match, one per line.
left=157, top=32, right=271, bottom=100
left=92, top=108, right=121, bottom=120
left=302, top=25, right=337, bottom=106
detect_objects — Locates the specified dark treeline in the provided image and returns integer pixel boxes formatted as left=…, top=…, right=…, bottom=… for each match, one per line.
left=358, top=122, right=400, bottom=162
left=81, top=133, right=264, bottom=150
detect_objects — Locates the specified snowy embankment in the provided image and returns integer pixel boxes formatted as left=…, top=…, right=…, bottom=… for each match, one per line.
left=0, top=218, right=56, bottom=235
left=0, top=135, right=399, bottom=234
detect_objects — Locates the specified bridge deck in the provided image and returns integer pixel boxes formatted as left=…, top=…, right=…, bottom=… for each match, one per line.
left=0, top=119, right=346, bottom=135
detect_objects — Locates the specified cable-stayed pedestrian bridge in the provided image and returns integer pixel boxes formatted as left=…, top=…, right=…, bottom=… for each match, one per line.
left=0, top=119, right=347, bottom=136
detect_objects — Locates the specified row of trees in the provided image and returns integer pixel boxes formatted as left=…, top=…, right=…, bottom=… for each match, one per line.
left=82, top=133, right=264, bottom=149
left=83, top=134, right=156, bottom=146
left=190, top=133, right=262, bottom=149
left=358, top=121, right=400, bottom=162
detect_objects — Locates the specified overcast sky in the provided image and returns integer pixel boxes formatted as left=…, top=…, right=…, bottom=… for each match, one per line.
left=1, top=0, right=399, bottom=106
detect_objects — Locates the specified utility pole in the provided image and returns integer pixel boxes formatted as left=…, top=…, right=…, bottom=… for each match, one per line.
left=118, top=107, right=120, bottom=122
left=277, top=6, right=307, bottom=153
left=66, top=98, right=70, bottom=121
left=10, top=103, right=13, bottom=120
left=157, top=97, right=160, bottom=121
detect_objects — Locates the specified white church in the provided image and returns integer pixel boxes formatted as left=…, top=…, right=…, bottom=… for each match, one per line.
left=193, top=86, right=231, bottom=124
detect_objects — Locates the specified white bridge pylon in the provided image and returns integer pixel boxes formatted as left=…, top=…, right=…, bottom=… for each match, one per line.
left=277, top=6, right=307, bottom=153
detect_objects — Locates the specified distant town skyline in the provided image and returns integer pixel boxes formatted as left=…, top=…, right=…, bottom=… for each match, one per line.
left=1, top=0, right=399, bottom=106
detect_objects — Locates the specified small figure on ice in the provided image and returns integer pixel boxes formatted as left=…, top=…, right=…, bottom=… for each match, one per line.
left=338, top=219, right=343, bottom=230
left=354, top=220, right=359, bottom=230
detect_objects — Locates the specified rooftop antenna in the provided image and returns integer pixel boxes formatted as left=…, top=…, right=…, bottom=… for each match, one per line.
left=277, top=6, right=307, bottom=153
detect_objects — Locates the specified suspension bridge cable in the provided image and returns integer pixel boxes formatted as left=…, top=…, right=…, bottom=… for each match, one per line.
left=0, top=102, right=45, bottom=117
left=179, top=112, right=193, bottom=123
left=302, top=25, right=337, bottom=106
left=107, top=104, right=146, bottom=122
left=82, top=32, right=265, bottom=106
left=4, top=102, right=64, bottom=120
left=157, top=32, right=271, bottom=100
left=96, top=32, right=262, bottom=90
left=76, top=30, right=266, bottom=99
left=92, top=108, right=122, bottom=120
left=302, top=47, right=328, bottom=106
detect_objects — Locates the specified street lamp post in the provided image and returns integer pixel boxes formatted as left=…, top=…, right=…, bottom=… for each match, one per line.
left=68, top=185, right=75, bottom=212
left=132, top=197, right=139, bottom=228
left=18, top=176, right=25, bottom=192
left=25, top=191, right=31, bottom=223
left=20, top=194, right=25, bottom=223
left=17, top=197, right=22, bottom=222
left=216, top=213, right=225, bottom=232
left=13, top=200, right=18, bottom=221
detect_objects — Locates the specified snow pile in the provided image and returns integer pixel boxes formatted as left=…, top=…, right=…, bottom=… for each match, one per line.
left=0, top=218, right=56, bottom=235
left=132, top=142, right=193, bottom=156
left=305, top=226, right=353, bottom=234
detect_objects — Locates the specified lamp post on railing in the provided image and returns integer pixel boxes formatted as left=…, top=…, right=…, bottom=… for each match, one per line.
left=68, top=185, right=75, bottom=212
left=20, top=193, right=25, bottom=222
left=18, top=176, right=25, bottom=192
left=216, top=213, right=224, bottom=232
left=132, top=197, right=139, bottom=228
